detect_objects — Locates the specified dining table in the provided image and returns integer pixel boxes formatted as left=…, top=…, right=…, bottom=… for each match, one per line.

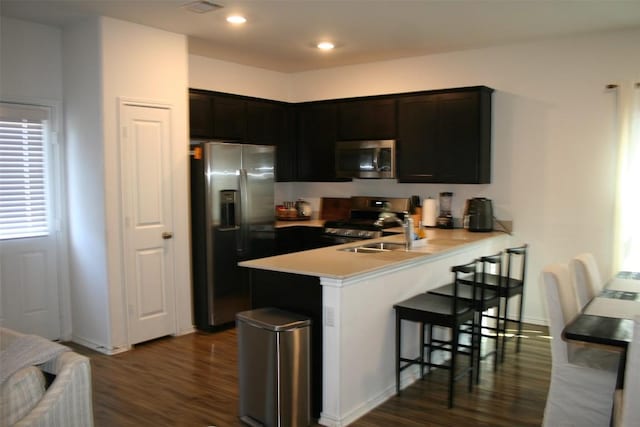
left=563, top=271, right=640, bottom=387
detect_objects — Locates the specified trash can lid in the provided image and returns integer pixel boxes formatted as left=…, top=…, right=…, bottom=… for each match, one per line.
left=236, top=307, right=311, bottom=331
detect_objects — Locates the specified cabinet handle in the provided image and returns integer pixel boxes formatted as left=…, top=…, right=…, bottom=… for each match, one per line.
left=162, top=232, right=173, bottom=240
left=411, top=174, right=434, bottom=177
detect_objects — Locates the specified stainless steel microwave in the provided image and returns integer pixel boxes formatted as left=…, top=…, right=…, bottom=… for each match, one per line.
left=335, top=139, right=396, bottom=179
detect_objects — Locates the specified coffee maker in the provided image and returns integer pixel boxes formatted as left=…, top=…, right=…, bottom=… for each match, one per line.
left=436, top=192, right=454, bottom=229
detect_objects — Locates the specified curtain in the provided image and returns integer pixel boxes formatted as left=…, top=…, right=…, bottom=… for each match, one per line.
left=613, top=83, right=640, bottom=271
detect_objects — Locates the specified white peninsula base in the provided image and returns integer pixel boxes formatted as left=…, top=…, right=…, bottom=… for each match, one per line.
left=318, top=233, right=510, bottom=426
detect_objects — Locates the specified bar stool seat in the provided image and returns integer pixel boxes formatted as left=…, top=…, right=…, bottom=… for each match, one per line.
left=394, top=260, right=479, bottom=408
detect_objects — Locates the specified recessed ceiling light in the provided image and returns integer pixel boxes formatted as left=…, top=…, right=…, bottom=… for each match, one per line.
left=317, top=41, right=335, bottom=50
left=227, top=15, right=247, bottom=24
left=183, top=0, right=223, bottom=14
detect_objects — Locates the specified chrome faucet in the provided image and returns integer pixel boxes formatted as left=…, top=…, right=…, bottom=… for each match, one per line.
left=374, top=210, right=413, bottom=250
left=403, top=212, right=414, bottom=251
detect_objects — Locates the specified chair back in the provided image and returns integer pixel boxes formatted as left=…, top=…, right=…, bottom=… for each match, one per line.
left=619, top=316, right=640, bottom=427
left=505, top=244, right=528, bottom=284
left=570, top=253, right=602, bottom=310
left=480, top=252, right=503, bottom=303
left=541, top=263, right=580, bottom=365
left=451, top=260, right=479, bottom=315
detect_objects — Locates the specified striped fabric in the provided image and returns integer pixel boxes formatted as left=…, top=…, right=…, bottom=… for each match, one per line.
left=0, top=366, right=46, bottom=426
left=0, top=328, right=94, bottom=427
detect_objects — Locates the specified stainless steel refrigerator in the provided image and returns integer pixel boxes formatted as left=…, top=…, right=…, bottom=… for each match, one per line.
left=190, top=141, right=276, bottom=328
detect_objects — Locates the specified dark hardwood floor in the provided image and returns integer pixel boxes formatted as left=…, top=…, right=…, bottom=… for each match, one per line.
left=68, top=324, right=550, bottom=427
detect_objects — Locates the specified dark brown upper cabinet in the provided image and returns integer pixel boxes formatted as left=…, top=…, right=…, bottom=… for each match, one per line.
left=189, top=90, right=246, bottom=140
left=189, top=86, right=492, bottom=184
left=336, top=98, right=396, bottom=140
left=189, top=92, right=214, bottom=139
left=211, top=94, right=247, bottom=140
left=296, top=102, right=348, bottom=182
left=397, top=86, right=492, bottom=184
left=247, top=100, right=284, bottom=145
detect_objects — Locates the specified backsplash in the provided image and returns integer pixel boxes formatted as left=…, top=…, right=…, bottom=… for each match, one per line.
left=275, top=180, right=505, bottom=223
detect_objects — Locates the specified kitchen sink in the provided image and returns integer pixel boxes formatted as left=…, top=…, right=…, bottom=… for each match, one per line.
left=339, top=241, right=408, bottom=253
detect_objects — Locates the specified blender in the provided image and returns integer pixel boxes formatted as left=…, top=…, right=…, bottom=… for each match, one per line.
left=436, top=192, right=454, bottom=229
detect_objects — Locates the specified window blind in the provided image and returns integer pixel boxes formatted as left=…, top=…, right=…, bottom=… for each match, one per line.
left=0, top=104, right=50, bottom=240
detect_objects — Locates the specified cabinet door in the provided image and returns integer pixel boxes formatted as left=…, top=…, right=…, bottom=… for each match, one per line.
left=397, top=87, right=492, bottom=184
left=397, top=94, right=439, bottom=182
left=212, top=95, right=246, bottom=140
left=436, top=91, right=482, bottom=183
left=337, top=98, right=396, bottom=140
left=247, top=100, right=284, bottom=145
left=297, top=103, right=346, bottom=182
left=276, top=105, right=297, bottom=181
left=189, top=92, right=214, bottom=138
left=246, top=100, right=296, bottom=181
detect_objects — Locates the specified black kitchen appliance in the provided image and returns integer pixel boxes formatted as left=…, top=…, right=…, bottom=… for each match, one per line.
left=464, top=197, right=494, bottom=232
left=322, top=196, right=410, bottom=244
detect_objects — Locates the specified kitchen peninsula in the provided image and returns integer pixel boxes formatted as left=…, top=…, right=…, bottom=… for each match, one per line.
left=240, top=228, right=512, bottom=426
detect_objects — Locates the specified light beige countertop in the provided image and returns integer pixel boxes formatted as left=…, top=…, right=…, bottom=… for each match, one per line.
left=240, top=228, right=507, bottom=280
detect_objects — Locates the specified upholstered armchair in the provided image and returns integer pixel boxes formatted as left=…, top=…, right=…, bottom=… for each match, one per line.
left=0, top=327, right=94, bottom=426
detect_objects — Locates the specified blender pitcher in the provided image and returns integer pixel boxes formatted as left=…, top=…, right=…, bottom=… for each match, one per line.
left=436, top=192, right=454, bottom=229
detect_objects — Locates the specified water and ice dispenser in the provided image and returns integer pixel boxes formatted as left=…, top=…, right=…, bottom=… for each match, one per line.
left=220, top=189, right=237, bottom=228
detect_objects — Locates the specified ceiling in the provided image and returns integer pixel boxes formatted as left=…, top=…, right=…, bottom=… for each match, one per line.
left=3, top=0, right=640, bottom=73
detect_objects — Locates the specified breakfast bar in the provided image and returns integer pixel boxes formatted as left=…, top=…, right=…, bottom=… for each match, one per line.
left=240, top=228, right=512, bottom=426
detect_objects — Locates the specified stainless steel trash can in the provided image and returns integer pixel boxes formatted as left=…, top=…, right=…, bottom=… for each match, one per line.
left=237, top=307, right=311, bottom=427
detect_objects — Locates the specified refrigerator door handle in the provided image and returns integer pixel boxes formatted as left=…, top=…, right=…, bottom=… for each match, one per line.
left=238, top=168, right=250, bottom=255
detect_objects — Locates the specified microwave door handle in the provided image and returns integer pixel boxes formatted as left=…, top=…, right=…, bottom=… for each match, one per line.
left=373, top=148, right=380, bottom=172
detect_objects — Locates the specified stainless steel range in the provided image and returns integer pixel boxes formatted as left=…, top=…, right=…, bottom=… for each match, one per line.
left=323, top=196, right=411, bottom=244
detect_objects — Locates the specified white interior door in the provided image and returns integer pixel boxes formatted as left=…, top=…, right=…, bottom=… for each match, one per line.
left=0, top=103, right=61, bottom=340
left=120, top=103, right=175, bottom=345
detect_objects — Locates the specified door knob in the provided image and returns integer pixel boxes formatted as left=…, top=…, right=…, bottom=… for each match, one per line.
left=162, top=232, right=173, bottom=239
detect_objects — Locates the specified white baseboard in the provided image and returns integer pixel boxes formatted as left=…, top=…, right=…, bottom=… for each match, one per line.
left=70, top=335, right=130, bottom=355
left=318, top=367, right=422, bottom=427
left=175, top=326, right=196, bottom=336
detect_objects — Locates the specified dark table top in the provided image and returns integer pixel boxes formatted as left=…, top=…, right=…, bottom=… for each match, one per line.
left=563, top=271, right=640, bottom=349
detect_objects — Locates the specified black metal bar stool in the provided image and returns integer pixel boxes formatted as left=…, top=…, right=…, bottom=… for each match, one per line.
left=486, top=244, right=528, bottom=360
left=393, top=260, right=479, bottom=408
left=427, top=252, right=504, bottom=384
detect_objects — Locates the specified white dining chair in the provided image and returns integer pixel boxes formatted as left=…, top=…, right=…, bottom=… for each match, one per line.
left=612, top=316, right=640, bottom=427
left=570, top=253, right=603, bottom=310
left=541, top=263, right=619, bottom=427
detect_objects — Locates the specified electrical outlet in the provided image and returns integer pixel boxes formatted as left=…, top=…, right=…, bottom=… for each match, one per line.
left=324, top=306, right=335, bottom=327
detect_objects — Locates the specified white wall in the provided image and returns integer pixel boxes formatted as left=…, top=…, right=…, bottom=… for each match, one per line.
left=62, top=17, right=192, bottom=351
left=0, top=17, right=63, bottom=102
left=62, top=17, right=111, bottom=348
left=189, top=54, right=292, bottom=101
left=100, top=17, right=192, bottom=345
